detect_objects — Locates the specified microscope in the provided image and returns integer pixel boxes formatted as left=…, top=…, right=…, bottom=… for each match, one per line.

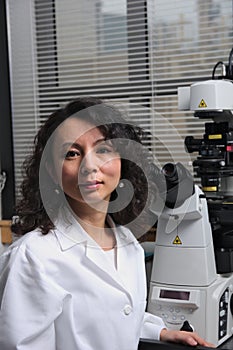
left=147, top=49, right=233, bottom=347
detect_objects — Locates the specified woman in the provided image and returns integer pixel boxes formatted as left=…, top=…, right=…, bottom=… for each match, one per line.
left=0, top=97, right=213, bottom=349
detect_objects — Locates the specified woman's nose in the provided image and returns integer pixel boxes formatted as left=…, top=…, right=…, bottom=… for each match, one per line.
left=80, top=152, right=98, bottom=175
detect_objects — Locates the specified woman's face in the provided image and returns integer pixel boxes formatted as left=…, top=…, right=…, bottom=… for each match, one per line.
left=51, top=117, right=121, bottom=211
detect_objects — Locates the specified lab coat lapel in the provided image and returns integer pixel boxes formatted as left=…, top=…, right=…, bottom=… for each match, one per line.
left=85, top=243, right=133, bottom=301
left=115, top=230, right=141, bottom=297
left=81, top=215, right=137, bottom=298
left=55, top=208, right=137, bottom=299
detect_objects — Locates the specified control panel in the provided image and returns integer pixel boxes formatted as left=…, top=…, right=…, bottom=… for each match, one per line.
left=147, top=279, right=233, bottom=346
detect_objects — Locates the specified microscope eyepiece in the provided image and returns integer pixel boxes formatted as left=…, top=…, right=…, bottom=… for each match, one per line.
left=162, top=162, right=194, bottom=208
left=162, top=163, right=180, bottom=184
left=162, top=163, right=176, bottom=177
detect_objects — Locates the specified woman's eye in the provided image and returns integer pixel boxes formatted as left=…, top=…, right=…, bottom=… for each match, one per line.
left=97, top=147, right=111, bottom=154
left=65, top=150, right=80, bottom=158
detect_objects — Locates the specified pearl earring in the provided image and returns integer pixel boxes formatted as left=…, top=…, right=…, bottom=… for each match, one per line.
left=118, top=181, right=125, bottom=188
left=54, top=187, right=60, bottom=195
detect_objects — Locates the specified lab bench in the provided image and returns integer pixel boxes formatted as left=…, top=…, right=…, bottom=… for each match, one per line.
left=138, top=336, right=233, bottom=350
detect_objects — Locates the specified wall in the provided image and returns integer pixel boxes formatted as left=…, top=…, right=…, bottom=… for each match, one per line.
left=0, top=238, right=7, bottom=254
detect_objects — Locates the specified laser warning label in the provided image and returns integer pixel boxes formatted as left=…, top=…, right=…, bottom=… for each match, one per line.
left=198, top=99, right=207, bottom=108
left=173, top=235, right=182, bottom=245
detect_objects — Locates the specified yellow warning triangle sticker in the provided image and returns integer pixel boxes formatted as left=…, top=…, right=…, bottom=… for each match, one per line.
left=198, top=99, right=207, bottom=108
left=173, top=235, right=182, bottom=245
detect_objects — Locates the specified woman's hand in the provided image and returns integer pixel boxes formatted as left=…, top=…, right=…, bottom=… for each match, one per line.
left=160, top=328, right=215, bottom=347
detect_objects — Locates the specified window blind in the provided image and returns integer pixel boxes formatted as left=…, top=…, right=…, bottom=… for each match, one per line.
left=6, top=0, right=233, bottom=196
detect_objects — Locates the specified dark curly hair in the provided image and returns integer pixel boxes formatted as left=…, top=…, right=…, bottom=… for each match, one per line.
left=13, top=97, right=157, bottom=237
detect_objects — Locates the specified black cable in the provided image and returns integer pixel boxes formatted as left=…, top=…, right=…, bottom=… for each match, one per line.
left=228, top=47, right=233, bottom=76
left=212, top=61, right=225, bottom=79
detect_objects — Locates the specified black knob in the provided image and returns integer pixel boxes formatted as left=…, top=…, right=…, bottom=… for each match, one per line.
left=230, top=294, right=233, bottom=315
left=180, top=320, right=194, bottom=332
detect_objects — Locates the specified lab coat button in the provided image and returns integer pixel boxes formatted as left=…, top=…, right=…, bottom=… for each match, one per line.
left=124, top=305, right=132, bottom=315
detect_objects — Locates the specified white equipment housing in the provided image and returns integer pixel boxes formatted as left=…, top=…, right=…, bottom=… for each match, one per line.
left=178, top=79, right=233, bottom=111
left=148, top=185, right=233, bottom=347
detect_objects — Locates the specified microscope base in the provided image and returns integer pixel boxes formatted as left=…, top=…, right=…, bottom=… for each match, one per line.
left=148, top=274, right=233, bottom=347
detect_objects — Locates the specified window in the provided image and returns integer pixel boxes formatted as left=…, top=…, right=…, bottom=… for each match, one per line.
left=6, top=0, right=233, bottom=197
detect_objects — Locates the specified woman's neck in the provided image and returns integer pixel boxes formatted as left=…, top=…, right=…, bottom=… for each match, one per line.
left=67, top=199, right=115, bottom=250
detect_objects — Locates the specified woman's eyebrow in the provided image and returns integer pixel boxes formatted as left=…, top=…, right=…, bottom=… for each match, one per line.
left=59, top=142, right=80, bottom=151
left=60, top=137, right=107, bottom=150
left=93, top=137, right=106, bottom=145
left=94, top=138, right=111, bottom=145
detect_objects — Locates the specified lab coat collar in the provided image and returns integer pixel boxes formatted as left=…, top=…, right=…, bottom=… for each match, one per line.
left=54, top=207, right=140, bottom=301
left=54, top=206, right=136, bottom=251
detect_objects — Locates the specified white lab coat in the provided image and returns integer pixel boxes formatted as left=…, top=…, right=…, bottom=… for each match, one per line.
left=0, top=208, right=165, bottom=350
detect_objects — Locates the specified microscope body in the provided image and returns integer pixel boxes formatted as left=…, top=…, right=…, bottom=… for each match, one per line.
left=148, top=52, right=233, bottom=346
left=148, top=185, right=233, bottom=346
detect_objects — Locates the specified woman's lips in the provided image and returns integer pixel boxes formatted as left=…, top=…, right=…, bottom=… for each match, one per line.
left=79, top=180, right=103, bottom=190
